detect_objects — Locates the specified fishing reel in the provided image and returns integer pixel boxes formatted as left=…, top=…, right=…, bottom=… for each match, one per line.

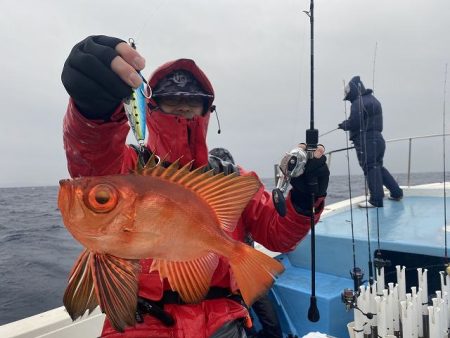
left=272, top=147, right=308, bottom=216
left=341, top=288, right=358, bottom=311
left=341, top=268, right=375, bottom=320
left=341, top=288, right=374, bottom=320
left=373, top=250, right=391, bottom=273
left=341, top=267, right=365, bottom=311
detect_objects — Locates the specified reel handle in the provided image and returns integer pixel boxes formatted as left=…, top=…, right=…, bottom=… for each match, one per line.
left=272, top=155, right=300, bottom=217
left=272, top=188, right=287, bottom=217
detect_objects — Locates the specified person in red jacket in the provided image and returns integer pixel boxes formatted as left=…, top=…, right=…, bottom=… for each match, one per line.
left=61, top=35, right=330, bottom=338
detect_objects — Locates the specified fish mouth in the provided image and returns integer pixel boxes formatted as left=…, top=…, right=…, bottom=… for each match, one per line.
left=58, top=179, right=74, bottom=213
left=59, top=179, right=70, bottom=187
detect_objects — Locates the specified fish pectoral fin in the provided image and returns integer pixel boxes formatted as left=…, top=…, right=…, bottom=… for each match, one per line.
left=92, top=253, right=140, bottom=332
left=63, top=249, right=98, bottom=321
left=151, top=253, right=219, bottom=304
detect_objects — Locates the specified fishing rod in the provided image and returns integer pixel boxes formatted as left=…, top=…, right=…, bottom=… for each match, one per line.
left=339, top=81, right=378, bottom=330
left=340, top=80, right=363, bottom=299
left=372, top=42, right=377, bottom=92
left=369, top=42, right=391, bottom=290
left=443, top=63, right=448, bottom=269
left=304, top=0, right=320, bottom=323
left=358, top=42, right=385, bottom=288
left=270, top=0, right=319, bottom=321
left=319, top=127, right=338, bottom=138
left=356, top=83, right=375, bottom=285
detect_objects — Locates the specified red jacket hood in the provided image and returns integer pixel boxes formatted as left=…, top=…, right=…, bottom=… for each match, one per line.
left=146, top=59, right=215, bottom=168
left=148, top=58, right=215, bottom=108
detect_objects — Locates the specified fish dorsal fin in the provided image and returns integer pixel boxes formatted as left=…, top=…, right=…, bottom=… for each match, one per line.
left=159, top=159, right=181, bottom=179
left=63, top=249, right=98, bottom=321
left=138, top=153, right=160, bottom=174
left=150, top=254, right=219, bottom=304
left=91, top=254, right=140, bottom=332
left=137, top=155, right=261, bottom=233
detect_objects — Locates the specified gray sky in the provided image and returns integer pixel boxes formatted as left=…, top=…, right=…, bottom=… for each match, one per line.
left=1, top=0, right=449, bottom=187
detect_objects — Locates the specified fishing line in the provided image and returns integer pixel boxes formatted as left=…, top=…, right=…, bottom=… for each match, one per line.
left=443, top=63, right=448, bottom=263
left=133, top=0, right=167, bottom=43
left=372, top=42, right=377, bottom=92
left=368, top=43, right=389, bottom=291
left=358, top=83, right=375, bottom=285
left=342, top=80, right=360, bottom=290
left=319, top=127, right=338, bottom=138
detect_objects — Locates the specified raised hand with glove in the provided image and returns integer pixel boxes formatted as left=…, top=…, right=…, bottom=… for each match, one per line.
left=61, top=35, right=146, bottom=119
left=289, top=144, right=330, bottom=216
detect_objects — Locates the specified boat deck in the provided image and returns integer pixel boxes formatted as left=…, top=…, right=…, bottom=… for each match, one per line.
left=320, top=196, right=448, bottom=248
left=268, top=185, right=450, bottom=337
left=289, top=190, right=450, bottom=278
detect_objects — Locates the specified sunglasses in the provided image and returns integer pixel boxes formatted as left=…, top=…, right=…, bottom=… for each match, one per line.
left=158, top=96, right=205, bottom=108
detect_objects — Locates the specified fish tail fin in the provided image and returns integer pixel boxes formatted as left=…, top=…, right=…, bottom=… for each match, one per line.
left=229, top=244, right=285, bottom=306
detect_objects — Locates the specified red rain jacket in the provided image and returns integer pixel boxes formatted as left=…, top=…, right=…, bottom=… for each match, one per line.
left=62, top=59, right=324, bottom=338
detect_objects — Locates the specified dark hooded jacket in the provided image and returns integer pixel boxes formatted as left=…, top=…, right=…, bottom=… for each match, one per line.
left=340, top=76, right=383, bottom=142
left=62, top=58, right=325, bottom=337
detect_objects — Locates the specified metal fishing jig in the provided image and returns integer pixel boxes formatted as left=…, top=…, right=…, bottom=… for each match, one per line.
left=123, top=38, right=152, bottom=151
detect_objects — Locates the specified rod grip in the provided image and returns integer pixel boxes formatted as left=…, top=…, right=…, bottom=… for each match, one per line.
left=307, top=296, right=320, bottom=322
left=306, top=128, right=319, bottom=149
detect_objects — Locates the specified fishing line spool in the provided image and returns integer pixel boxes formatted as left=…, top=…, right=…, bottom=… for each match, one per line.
left=272, top=148, right=308, bottom=217
left=341, top=267, right=364, bottom=311
left=341, top=288, right=374, bottom=320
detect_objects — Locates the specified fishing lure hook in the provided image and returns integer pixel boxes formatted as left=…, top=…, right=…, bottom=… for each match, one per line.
left=128, top=38, right=152, bottom=99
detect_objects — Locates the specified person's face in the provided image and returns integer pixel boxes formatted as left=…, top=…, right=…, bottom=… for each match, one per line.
left=158, top=96, right=205, bottom=119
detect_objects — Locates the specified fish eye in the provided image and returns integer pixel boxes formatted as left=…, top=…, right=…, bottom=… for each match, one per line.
left=85, top=184, right=118, bottom=213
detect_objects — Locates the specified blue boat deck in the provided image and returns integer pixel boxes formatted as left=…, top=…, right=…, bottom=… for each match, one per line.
left=270, top=256, right=353, bottom=337
left=269, top=192, right=450, bottom=337
left=289, top=195, right=450, bottom=278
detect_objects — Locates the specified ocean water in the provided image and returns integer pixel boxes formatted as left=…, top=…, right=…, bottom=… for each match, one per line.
left=0, top=172, right=448, bottom=325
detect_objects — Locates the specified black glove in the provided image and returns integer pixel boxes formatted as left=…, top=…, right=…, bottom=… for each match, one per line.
left=135, top=297, right=175, bottom=327
left=61, top=35, right=132, bottom=120
left=290, top=156, right=330, bottom=214
left=338, top=122, right=345, bottom=130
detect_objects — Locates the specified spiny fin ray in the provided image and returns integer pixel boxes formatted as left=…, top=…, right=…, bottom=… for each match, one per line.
left=137, top=155, right=261, bottom=233
left=150, top=254, right=219, bottom=304
left=92, top=254, right=140, bottom=332
left=63, top=249, right=98, bottom=321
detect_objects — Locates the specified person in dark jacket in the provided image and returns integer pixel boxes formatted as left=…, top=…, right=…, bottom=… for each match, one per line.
left=209, top=147, right=283, bottom=338
left=60, top=35, right=330, bottom=337
left=338, top=76, right=403, bottom=208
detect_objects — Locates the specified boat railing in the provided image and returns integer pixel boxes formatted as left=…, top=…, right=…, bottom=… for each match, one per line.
left=325, top=133, right=450, bottom=187
left=274, top=133, right=450, bottom=188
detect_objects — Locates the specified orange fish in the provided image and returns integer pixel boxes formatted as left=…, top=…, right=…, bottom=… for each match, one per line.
left=58, top=156, right=285, bottom=331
